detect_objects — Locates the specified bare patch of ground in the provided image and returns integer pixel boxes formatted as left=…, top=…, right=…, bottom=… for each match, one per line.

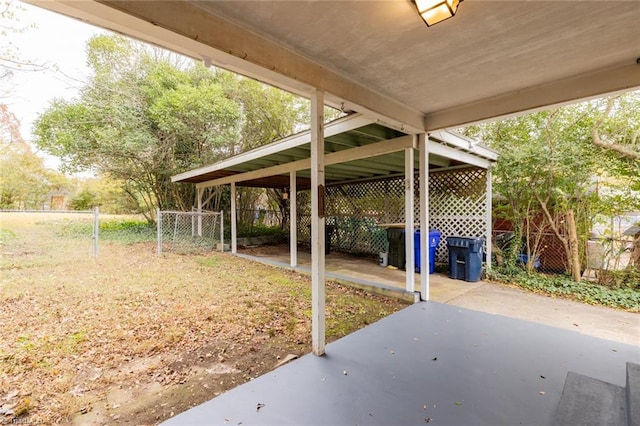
left=0, top=213, right=408, bottom=425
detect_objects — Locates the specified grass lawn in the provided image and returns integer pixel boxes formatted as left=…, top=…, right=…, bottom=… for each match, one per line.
left=0, top=213, right=408, bottom=425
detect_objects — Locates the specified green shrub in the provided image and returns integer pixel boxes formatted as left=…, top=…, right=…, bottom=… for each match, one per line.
left=225, top=224, right=283, bottom=238
left=56, top=218, right=156, bottom=244
left=98, top=219, right=156, bottom=243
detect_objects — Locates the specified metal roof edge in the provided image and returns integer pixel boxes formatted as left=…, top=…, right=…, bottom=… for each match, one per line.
left=171, top=113, right=375, bottom=182
left=429, top=130, right=499, bottom=162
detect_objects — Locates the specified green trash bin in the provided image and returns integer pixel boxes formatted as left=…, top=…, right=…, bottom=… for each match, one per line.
left=387, top=228, right=405, bottom=268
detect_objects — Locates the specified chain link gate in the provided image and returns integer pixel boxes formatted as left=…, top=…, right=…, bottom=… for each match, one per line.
left=157, top=210, right=223, bottom=254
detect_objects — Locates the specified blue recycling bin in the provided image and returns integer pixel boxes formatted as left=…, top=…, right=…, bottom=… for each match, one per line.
left=447, top=236, right=484, bottom=282
left=414, top=230, right=441, bottom=274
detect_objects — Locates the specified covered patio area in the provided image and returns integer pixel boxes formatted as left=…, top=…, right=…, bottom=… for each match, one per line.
left=163, top=300, right=640, bottom=425
left=27, top=1, right=640, bottom=423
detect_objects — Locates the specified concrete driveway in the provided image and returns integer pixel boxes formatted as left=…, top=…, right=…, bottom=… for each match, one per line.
left=238, top=246, right=639, bottom=346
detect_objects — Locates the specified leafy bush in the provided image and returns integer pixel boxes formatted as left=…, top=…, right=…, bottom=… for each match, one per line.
left=225, top=224, right=283, bottom=239
left=596, top=268, right=640, bottom=290
left=68, top=189, right=97, bottom=211
left=488, top=267, right=640, bottom=312
left=56, top=218, right=156, bottom=244
left=98, top=219, right=156, bottom=243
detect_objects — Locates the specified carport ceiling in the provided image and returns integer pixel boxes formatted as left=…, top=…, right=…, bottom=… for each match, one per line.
left=28, top=1, right=640, bottom=132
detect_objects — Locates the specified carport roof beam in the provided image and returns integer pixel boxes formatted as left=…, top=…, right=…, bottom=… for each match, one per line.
left=195, top=135, right=414, bottom=189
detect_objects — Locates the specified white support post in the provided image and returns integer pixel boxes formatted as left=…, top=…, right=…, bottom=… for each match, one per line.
left=419, top=134, right=430, bottom=301
left=197, top=187, right=203, bottom=237
left=310, top=89, right=326, bottom=356
left=404, top=146, right=415, bottom=293
left=230, top=182, right=237, bottom=254
left=485, top=167, right=493, bottom=272
left=290, top=170, right=298, bottom=268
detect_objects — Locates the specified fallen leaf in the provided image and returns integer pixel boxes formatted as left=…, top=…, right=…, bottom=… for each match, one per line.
left=3, top=390, right=19, bottom=401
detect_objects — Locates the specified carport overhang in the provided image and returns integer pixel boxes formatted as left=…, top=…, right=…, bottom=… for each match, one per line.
left=26, top=0, right=639, bottom=356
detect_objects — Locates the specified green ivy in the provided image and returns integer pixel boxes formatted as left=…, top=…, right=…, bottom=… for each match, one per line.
left=488, top=268, right=640, bottom=312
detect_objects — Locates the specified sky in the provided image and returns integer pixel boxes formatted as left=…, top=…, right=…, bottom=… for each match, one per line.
left=1, top=1, right=104, bottom=146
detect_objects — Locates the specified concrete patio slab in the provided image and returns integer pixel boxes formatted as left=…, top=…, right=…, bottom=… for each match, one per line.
left=163, top=302, right=639, bottom=426
left=238, top=246, right=483, bottom=303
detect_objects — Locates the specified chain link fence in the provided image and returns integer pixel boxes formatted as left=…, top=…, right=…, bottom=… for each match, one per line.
left=157, top=209, right=223, bottom=254
left=0, top=209, right=100, bottom=258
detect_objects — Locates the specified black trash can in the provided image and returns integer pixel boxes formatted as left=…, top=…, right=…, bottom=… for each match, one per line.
left=447, top=236, right=484, bottom=282
left=325, top=225, right=335, bottom=255
left=387, top=228, right=405, bottom=268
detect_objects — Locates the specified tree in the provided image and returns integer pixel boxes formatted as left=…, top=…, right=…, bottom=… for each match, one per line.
left=34, top=35, right=242, bottom=219
left=33, top=34, right=322, bottom=221
left=65, top=176, right=137, bottom=213
left=468, top=90, right=640, bottom=281
left=0, top=104, right=67, bottom=209
left=0, top=1, right=47, bottom=95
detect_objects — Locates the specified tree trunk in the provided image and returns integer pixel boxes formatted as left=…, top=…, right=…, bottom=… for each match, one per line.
left=632, top=234, right=640, bottom=272
left=536, top=196, right=577, bottom=280
left=566, top=210, right=581, bottom=282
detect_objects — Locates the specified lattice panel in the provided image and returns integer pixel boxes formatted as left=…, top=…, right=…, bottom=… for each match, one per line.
left=427, top=168, right=488, bottom=263
left=296, top=167, right=488, bottom=262
left=297, top=177, right=406, bottom=254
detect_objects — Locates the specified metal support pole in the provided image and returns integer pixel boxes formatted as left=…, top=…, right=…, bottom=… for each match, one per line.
left=220, top=210, right=224, bottom=252
left=405, top=146, right=415, bottom=292
left=93, top=207, right=99, bottom=259
left=419, top=134, right=430, bottom=301
left=290, top=170, right=298, bottom=267
left=157, top=208, right=161, bottom=254
left=197, top=187, right=203, bottom=237
left=191, top=206, right=196, bottom=237
left=311, top=89, right=326, bottom=356
left=231, top=183, right=237, bottom=254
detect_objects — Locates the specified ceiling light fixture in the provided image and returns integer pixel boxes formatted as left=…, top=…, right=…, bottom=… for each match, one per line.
left=412, top=0, right=462, bottom=27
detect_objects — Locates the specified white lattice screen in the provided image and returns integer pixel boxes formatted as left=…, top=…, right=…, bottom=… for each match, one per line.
left=426, top=167, right=488, bottom=263
left=296, top=166, right=488, bottom=263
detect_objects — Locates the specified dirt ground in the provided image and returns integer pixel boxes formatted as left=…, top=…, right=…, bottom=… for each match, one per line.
left=0, top=213, right=408, bottom=425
